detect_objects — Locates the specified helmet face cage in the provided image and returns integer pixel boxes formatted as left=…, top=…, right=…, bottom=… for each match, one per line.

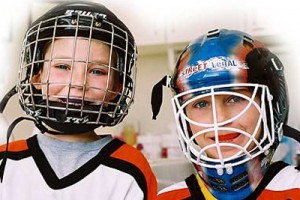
left=172, top=83, right=275, bottom=169
left=171, top=29, right=288, bottom=172
left=17, top=2, right=137, bottom=133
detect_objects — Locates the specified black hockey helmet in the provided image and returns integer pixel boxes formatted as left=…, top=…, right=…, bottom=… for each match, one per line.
left=16, top=1, right=137, bottom=134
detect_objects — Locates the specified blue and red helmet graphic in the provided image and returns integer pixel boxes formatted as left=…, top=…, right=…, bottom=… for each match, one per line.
left=172, top=29, right=265, bottom=93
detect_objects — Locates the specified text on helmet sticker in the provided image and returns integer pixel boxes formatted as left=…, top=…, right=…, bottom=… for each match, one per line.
left=180, top=56, right=249, bottom=78
left=65, top=10, right=107, bottom=20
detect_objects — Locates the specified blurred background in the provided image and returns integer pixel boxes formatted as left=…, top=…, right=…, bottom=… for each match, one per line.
left=1, top=0, right=300, bottom=190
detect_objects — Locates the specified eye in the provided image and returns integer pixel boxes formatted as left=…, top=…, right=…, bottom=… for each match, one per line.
left=54, top=64, right=70, bottom=70
left=195, top=100, right=209, bottom=109
left=228, top=95, right=243, bottom=103
left=89, top=68, right=106, bottom=75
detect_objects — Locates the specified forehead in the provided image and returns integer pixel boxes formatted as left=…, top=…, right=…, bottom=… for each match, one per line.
left=44, top=38, right=112, bottom=61
left=45, top=37, right=110, bottom=51
left=181, top=85, right=257, bottom=101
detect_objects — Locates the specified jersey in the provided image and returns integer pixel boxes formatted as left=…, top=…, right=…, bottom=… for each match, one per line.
left=0, top=135, right=157, bottom=200
left=157, top=161, right=300, bottom=200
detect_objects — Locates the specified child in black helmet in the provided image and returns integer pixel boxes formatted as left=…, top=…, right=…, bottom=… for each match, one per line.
left=0, top=1, right=157, bottom=199
left=154, top=29, right=300, bottom=199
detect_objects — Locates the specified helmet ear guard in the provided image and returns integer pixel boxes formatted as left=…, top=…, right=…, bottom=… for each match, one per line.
left=246, top=48, right=288, bottom=122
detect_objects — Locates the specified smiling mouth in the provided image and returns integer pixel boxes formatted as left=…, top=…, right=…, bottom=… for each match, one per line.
left=58, top=98, right=93, bottom=106
left=213, top=133, right=240, bottom=142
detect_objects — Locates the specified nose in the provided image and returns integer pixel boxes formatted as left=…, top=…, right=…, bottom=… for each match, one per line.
left=214, top=103, right=230, bottom=124
left=69, top=64, right=87, bottom=91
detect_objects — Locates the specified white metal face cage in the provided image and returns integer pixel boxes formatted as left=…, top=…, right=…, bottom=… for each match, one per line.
left=172, top=83, right=276, bottom=170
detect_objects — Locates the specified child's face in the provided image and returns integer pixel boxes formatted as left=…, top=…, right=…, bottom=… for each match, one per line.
left=185, top=89, right=262, bottom=159
left=33, top=38, right=121, bottom=105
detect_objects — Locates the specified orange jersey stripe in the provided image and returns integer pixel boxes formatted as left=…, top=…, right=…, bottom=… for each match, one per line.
left=0, top=140, right=28, bottom=152
left=111, top=143, right=157, bottom=200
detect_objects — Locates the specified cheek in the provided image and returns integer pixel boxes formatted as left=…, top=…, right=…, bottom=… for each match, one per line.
left=186, top=108, right=209, bottom=144
left=189, top=123, right=202, bottom=134
left=40, top=71, right=69, bottom=96
left=41, top=84, right=63, bottom=96
left=240, top=107, right=261, bottom=132
left=189, top=122, right=206, bottom=146
left=193, top=130, right=206, bottom=148
left=186, top=105, right=213, bottom=125
left=87, top=78, right=119, bottom=101
left=88, top=89, right=107, bottom=101
left=87, top=73, right=110, bottom=88
left=248, top=107, right=260, bottom=123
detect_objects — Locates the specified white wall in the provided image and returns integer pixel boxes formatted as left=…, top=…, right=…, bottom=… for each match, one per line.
left=0, top=0, right=32, bottom=141
left=117, top=47, right=175, bottom=136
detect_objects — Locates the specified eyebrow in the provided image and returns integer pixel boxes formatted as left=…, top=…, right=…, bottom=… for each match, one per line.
left=46, top=55, right=110, bottom=65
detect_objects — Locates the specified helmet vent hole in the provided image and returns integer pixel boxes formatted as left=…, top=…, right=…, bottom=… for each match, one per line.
left=243, top=36, right=254, bottom=49
left=95, top=22, right=102, bottom=27
left=207, top=29, right=220, bottom=38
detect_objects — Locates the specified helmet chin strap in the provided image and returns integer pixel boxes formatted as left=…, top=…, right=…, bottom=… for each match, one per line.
left=0, top=97, right=103, bottom=182
left=0, top=85, right=18, bottom=181
left=0, top=86, right=97, bottom=182
left=0, top=85, right=88, bottom=135
left=0, top=88, right=48, bottom=182
left=0, top=86, right=17, bottom=113
left=0, top=116, right=43, bottom=182
left=0, top=79, right=140, bottom=180
left=283, top=124, right=300, bottom=143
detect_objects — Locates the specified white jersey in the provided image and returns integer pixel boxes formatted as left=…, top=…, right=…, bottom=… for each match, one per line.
left=0, top=135, right=157, bottom=200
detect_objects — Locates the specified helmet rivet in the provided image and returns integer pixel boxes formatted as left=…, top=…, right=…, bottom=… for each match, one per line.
left=226, top=166, right=233, bottom=175
left=217, top=168, right=224, bottom=176
left=95, top=22, right=101, bottom=27
left=264, top=149, right=269, bottom=155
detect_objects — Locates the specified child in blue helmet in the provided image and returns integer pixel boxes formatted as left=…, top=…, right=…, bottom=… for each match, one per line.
left=154, top=29, right=300, bottom=199
left=0, top=1, right=157, bottom=199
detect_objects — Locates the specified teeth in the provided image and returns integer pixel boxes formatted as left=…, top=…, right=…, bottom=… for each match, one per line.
left=71, top=103, right=81, bottom=106
left=219, top=140, right=231, bottom=143
left=60, top=101, right=81, bottom=106
left=213, top=138, right=231, bottom=143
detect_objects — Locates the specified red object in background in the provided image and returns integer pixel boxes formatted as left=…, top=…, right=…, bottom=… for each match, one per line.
left=136, top=143, right=144, bottom=151
left=161, top=147, right=168, bottom=158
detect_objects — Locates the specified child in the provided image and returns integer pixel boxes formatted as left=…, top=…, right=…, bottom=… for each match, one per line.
left=153, top=29, right=300, bottom=199
left=0, top=1, right=157, bottom=199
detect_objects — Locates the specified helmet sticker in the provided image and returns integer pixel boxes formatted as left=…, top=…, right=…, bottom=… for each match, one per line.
left=65, top=9, right=107, bottom=20
left=179, top=56, right=249, bottom=78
